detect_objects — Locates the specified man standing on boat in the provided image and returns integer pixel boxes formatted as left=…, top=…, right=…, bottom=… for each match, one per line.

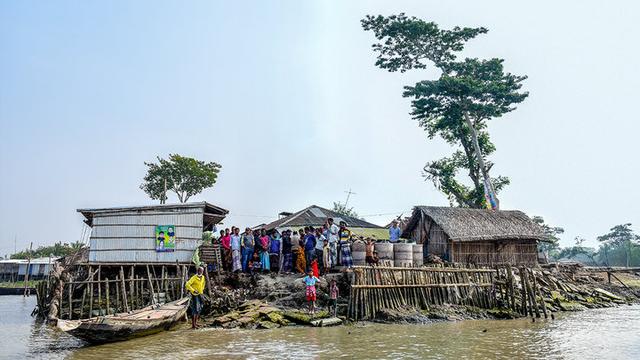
left=185, top=266, right=205, bottom=329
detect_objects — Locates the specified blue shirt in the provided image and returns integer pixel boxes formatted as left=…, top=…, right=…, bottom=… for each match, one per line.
left=270, top=236, right=281, bottom=254
left=304, top=234, right=316, bottom=252
left=389, top=226, right=401, bottom=241
left=304, top=275, right=319, bottom=286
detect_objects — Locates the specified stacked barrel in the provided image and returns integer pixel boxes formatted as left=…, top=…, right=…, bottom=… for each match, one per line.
left=374, top=242, right=394, bottom=267
left=352, top=240, right=366, bottom=266
left=412, top=244, right=424, bottom=267
left=350, top=242, right=424, bottom=268
left=393, top=243, right=413, bottom=267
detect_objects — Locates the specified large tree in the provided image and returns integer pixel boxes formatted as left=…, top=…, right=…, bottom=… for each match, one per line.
left=141, top=154, right=221, bottom=203
left=362, top=14, right=528, bottom=208
left=597, top=223, right=639, bottom=267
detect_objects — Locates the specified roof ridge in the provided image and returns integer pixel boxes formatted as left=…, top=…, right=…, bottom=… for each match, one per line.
left=278, top=204, right=316, bottom=227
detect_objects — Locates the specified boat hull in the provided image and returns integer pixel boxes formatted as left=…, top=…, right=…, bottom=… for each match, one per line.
left=58, top=298, right=189, bottom=344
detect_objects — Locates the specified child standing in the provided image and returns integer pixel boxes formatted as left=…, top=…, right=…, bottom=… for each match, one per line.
left=365, top=238, right=377, bottom=266
left=303, top=270, right=320, bottom=315
left=329, top=279, right=339, bottom=317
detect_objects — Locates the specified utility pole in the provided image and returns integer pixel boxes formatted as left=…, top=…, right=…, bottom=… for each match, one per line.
left=344, top=188, right=357, bottom=207
left=24, top=242, right=33, bottom=297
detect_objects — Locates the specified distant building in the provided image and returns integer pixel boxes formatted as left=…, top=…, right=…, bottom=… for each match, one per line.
left=402, top=206, right=545, bottom=265
left=0, top=257, right=59, bottom=281
left=79, top=202, right=228, bottom=264
left=260, top=205, right=387, bottom=239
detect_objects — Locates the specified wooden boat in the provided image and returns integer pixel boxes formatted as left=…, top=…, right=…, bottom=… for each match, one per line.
left=57, top=297, right=190, bottom=344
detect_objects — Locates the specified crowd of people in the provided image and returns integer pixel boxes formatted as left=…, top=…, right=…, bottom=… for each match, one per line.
left=185, top=220, right=404, bottom=327
left=215, top=218, right=372, bottom=275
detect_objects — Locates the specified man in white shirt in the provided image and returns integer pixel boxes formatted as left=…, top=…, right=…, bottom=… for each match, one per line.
left=326, top=218, right=339, bottom=267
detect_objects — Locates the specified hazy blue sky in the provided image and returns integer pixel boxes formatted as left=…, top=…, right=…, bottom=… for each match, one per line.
left=1, top=1, right=639, bottom=256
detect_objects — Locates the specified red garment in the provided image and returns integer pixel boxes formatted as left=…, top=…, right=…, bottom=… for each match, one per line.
left=260, top=235, right=270, bottom=249
left=311, top=260, right=319, bottom=278
left=306, top=285, right=317, bottom=301
left=221, top=235, right=231, bottom=249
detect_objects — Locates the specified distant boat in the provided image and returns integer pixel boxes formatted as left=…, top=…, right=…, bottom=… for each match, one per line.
left=57, top=297, right=190, bottom=344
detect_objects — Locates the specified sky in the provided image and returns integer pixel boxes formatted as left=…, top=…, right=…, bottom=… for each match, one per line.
left=1, top=0, right=639, bottom=256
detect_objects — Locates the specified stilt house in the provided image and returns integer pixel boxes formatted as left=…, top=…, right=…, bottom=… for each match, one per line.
left=402, top=206, right=545, bottom=266
left=79, top=202, right=228, bottom=264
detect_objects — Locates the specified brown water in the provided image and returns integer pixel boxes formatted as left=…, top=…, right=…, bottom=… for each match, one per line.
left=1, top=296, right=639, bottom=359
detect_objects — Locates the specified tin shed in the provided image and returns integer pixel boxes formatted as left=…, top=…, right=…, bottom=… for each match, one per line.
left=79, top=202, right=228, bottom=264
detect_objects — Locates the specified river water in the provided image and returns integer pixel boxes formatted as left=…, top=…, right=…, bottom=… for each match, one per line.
left=1, top=296, right=639, bottom=359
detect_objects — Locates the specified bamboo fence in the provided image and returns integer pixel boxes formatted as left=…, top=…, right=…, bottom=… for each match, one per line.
left=348, top=264, right=550, bottom=321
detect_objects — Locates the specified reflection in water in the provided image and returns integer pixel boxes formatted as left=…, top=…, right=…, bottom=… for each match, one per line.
left=1, top=296, right=639, bottom=359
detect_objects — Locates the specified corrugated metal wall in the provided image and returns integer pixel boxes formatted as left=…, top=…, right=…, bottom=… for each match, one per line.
left=88, top=207, right=204, bottom=264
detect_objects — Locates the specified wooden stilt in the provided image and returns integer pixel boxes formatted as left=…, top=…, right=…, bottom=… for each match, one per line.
left=97, top=265, right=102, bottom=316
left=120, top=266, right=130, bottom=312
left=146, top=265, right=156, bottom=304
left=105, top=277, right=110, bottom=315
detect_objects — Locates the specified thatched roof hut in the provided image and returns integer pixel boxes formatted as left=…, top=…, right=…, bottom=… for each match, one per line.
left=402, top=206, right=544, bottom=265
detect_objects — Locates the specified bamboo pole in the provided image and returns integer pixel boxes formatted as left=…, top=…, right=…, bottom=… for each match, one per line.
left=24, top=242, right=33, bottom=297
left=115, top=275, right=120, bottom=312
left=532, top=270, right=547, bottom=319
left=146, top=265, right=156, bottom=305
left=105, top=277, right=110, bottom=315
left=129, top=266, right=135, bottom=311
left=120, top=266, right=130, bottom=313
left=68, top=283, right=72, bottom=319
left=88, top=266, right=94, bottom=318
left=97, top=265, right=102, bottom=315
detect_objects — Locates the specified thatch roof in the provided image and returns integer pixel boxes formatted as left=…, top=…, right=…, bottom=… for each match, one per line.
left=402, top=206, right=545, bottom=242
left=261, top=205, right=382, bottom=231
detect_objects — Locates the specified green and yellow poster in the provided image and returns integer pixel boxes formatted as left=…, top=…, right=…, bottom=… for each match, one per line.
left=155, top=225, right=176, bottom=252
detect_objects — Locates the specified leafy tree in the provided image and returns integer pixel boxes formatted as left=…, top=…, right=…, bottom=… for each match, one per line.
left=597, top=223, right=640, bottom=267
left=11, top=241, right=85, bottom=259
left=332, top=201, right=359, bottom=219
left=531, top=216, right=564, bottom=259
left=362, top=14, right=528, bottom=208
left=141, top=154, right=221, bottom=203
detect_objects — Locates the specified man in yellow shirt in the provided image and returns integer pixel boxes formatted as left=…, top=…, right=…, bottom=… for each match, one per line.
left=185, top=266, right=205, bottom=329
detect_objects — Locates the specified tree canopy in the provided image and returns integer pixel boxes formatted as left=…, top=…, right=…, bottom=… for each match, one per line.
left=332, top=201, right=359, bottom=219
left=10, top=241, right=84, bottom=260
left=362, top=14, right=528, bottom=208
left=597, top=223, right=640, bottom=267
left=141, top=154, right=221, bottom=203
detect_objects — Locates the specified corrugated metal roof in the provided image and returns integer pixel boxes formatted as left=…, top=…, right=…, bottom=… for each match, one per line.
left=262, top=205, right=383, bottom=230
left=78, top=202, right=228, bottom=226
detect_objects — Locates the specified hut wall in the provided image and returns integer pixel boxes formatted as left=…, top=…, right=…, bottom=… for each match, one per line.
left=88, top=207, right=204, bottom=264
left=408, top=216, right=451, bottom=261
left=427, top=223, right=450, bottom=258
left=452, top=239, right=538, bottom=266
